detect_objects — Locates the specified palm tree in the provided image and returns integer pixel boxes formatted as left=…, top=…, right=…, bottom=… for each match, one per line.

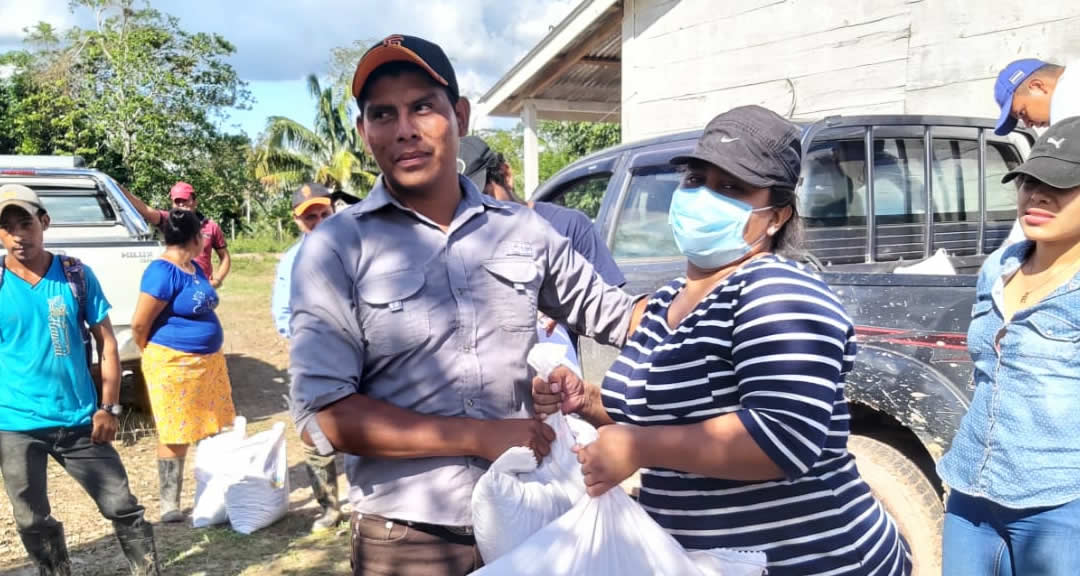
left=255, top=74, right=376, bottom=197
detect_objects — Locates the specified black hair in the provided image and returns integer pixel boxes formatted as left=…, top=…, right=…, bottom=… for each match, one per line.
left=162, top=209, right=201, bottom=247
left=768, top=184, right=803, bottom=257
left=0, top=205, right=47, bottom=227
left=484, top=152, right=523, bottom=202
left=356, top=61, right=458, bottom=118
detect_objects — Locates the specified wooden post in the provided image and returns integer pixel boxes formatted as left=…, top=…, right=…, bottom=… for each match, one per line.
left=523, top=100, right=539, bottom=197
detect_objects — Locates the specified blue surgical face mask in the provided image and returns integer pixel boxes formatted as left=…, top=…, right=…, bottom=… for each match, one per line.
left=668, top=185, right=774, bottom=270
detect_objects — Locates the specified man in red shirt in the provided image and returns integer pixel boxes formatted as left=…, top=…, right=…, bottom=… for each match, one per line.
left=122, top=182, right=232, bottom=288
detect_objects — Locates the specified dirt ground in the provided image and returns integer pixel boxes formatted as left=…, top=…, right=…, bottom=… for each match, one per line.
left=0, top=255, right=353, bottom=575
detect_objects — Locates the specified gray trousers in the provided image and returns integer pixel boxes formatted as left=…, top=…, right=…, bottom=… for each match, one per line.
left=0, top=426, right=154, bottom=571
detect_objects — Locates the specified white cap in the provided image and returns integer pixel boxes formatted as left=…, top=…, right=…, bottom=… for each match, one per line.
left=0, top=184, right=43, bottom=216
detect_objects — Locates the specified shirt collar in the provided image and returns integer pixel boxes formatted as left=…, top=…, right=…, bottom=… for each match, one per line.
left=992, top=239, right=1080, bottom=307
left=352, top=174, right=510, bottom=220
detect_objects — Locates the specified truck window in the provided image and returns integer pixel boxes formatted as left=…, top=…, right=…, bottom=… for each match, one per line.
left=930, top=139, right=1020, bottom=221
left=801, top=138, right=927, bottom=224
left=38, top=191, right=117, bottom=224
left=545, top=174, right=611, bottom=220
left=611, top=168, right=682, bottom=260
left=929, top=139, right=1021, bottom=256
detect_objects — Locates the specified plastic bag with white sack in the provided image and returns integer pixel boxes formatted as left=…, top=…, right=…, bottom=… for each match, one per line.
left=192, top=416, right=247, bottom=528
left=224, top=422, right=290, bottom=534
left=534, top=318, right=582, bottom=379
left=472, top=410, right=766, bottom=575
left=471, top=411, right=597, bottom=561
left=475, top=484, right=767, bottom=576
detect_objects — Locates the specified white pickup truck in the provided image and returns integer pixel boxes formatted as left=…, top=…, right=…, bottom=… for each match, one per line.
left=0, top=156, right=161, bottom=381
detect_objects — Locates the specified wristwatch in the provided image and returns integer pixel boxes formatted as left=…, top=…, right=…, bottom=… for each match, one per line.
left=99, top=403, right=123, bottom=416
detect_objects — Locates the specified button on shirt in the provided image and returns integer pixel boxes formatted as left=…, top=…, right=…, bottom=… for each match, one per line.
left=288, top=175, right=637, bottom=526
left=938, top=241, right=1080, bottom=509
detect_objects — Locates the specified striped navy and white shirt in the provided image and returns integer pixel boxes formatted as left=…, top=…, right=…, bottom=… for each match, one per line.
left=602, top=255, right=911, bottom=576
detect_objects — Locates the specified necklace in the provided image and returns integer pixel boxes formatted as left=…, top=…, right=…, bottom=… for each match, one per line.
left=1019, top=259, right=1080, bottom=304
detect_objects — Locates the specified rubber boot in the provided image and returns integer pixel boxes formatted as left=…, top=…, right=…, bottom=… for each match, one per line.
left=157, top=457, right=185, bottom=523
left=115, top=520, right=160, bottom=576
left=20, top=523, right=72, bottom=576
left=306, top=457, right=343, bottom=533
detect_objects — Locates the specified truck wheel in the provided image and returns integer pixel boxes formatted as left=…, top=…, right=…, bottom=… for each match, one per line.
left=847, top=434, right=942, bottom=576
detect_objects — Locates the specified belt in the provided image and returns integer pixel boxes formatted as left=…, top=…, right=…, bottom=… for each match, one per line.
left=357, top=513, right=475, bottom=542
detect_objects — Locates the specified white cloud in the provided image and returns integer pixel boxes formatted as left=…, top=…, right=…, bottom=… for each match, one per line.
left=0, top=0, right=76, bottom=42
left=0, top=0, right=578, bottom=136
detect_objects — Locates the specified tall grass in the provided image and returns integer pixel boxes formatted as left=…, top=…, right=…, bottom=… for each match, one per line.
left=230, top=228, right=298, bottom=254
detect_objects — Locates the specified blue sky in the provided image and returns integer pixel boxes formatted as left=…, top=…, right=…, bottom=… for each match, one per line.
left=1, top=0, right=576, bottom=138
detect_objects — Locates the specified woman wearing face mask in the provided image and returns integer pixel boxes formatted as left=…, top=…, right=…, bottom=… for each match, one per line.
left=533, top=106, right=910, bottom=575
left=936, top=118, right=1080, bottom=575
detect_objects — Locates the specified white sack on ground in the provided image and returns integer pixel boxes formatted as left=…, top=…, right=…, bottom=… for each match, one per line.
left=224, top=421, right=290, bottom=534
left=192, top=416, right=247, bottom=528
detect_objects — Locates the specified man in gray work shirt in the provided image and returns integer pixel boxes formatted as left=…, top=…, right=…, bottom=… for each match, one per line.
left=288, top=34, right=642, bottom=576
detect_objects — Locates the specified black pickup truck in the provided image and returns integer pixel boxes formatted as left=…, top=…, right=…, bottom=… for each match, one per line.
left=531, top=115, right=1034, bottom=573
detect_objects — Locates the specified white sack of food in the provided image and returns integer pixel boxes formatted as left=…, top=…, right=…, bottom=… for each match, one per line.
left=224, top=422, right=290, bottom=534
left=191, top=416, right=247, bottom=528
left=471, top=411, right=596, bottom=561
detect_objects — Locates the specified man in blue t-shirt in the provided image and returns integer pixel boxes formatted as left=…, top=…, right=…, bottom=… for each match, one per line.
left=0, top=184, right=159, bottom=575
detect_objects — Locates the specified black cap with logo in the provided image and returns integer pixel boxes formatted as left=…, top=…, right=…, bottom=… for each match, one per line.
left=291, top=182, right=333, bottom=217
left=352, top=34, right=459, bottom=102
left=1003, top=116, right=1080, bottom=189
left=671, top=105, right=802, bottom=190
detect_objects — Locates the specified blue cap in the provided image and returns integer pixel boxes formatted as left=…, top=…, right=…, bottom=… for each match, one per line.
left=993, top=58, right=1047, bottom=136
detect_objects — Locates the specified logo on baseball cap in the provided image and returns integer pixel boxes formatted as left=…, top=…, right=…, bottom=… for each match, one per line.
left=993, top=58, right=1048, bottom=136
left=0, top=184, right=44, bottom=216
left=291, top=182, right=332, bottom=216
left=352, top=34, right=459, bottom=103
left=671, top=105, right=802, bottom=190
left=1002, top=116, right=1080, bottom=190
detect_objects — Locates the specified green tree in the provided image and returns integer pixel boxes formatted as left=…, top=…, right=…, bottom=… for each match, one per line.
left=2, top=0, right=255, bottom=230
left=255, top=74, right=376, bottom=196
left=327, top=40, right=368, bottom=105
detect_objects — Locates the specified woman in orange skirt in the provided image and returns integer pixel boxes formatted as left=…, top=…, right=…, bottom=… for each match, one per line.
left=132, top=209, right=235, bottom=523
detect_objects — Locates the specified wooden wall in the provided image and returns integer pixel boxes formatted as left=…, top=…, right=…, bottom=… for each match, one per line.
left=621, top=0, right=1080, bottom=140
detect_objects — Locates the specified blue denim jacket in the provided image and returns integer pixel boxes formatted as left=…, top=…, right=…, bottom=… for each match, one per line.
left=938, top=241, right=1080, bottom=509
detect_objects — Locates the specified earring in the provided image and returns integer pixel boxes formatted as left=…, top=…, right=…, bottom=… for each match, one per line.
left=767, top=227, right=777, bottom=236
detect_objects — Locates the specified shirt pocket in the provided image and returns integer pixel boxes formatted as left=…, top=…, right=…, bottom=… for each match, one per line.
left=1017, top=311, right=1080, bottom=358
left=357, top=270, right=430, bottom=357
left=481, top=258, right=540, bottom=333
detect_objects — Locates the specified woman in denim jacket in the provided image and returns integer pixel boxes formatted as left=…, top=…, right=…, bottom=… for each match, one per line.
left=938, top=117, right=1080, bottom=575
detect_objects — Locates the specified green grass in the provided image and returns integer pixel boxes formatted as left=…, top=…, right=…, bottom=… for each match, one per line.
left=221, top=255, right=280, bottom=298
left=230, top=229, right=298, bottom=254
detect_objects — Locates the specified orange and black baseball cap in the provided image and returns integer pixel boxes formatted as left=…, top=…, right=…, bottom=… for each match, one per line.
left=292, top=182, right=333, bottom=217
left=351, top=34, right=459, bottom=102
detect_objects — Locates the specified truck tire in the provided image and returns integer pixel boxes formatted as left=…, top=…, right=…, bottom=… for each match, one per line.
left=847, top=434, right=942, bottom=576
